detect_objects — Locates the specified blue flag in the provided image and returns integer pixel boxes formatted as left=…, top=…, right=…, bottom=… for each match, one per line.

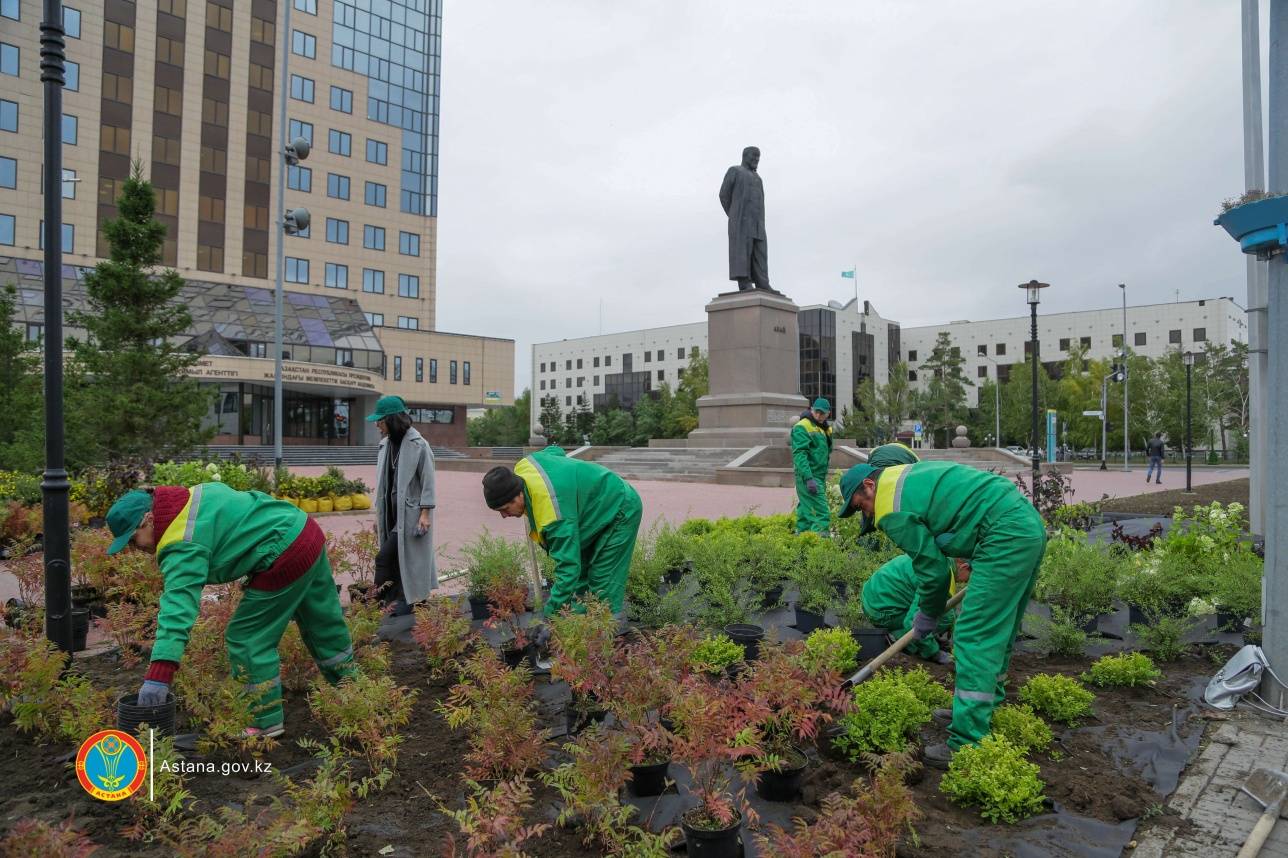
left=841, top=269, right=855, bottom=279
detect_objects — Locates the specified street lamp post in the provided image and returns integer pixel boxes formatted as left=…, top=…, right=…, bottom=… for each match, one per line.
left=1120, top=283, right=1130, bottom=471
left=1183, top=351, right=1195, bottom=493
left=1019, top=280, right=1049, bottom=496
left=982, top=354, right=1001, bottom=449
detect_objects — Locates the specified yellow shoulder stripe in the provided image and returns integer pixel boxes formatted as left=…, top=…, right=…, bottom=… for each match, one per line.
left=156, top=484, right=204, bottom=554
left=873, top=464, right=911, bottom=525
left=794, top=418, right=825, bottom=435
left=515, top=458, right=560, bottom=545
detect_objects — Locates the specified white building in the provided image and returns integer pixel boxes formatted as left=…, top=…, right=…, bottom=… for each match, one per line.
left=901, top=298, right=1248, bottom=407
left=529, top=299, right=903, bottom=432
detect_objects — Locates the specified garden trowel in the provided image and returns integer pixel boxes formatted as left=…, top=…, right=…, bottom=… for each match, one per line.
left=1236, top=768, right=1288, bottom=858
left=841, top=586, right=967, bottom=690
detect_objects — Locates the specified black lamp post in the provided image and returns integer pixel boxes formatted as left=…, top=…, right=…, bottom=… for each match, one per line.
left=1019, top=280, right=1049, bottom=498
left=1183, top=350, right=1195, bottom=494
left=40, top=0, right=72, bottom=654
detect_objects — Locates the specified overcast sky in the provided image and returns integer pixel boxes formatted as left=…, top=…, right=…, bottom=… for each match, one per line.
left=433, top=1, right=1261, bottom=394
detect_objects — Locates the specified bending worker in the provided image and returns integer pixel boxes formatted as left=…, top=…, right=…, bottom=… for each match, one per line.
left=860, top=554, right=971, bottom=665
left=106, top=483, right=356, bottom=739
left=839, top=459, right=1046, bottom=769
left=791, top=397, right=833, bottom=534
left=482, top=446, right=643, bottom=635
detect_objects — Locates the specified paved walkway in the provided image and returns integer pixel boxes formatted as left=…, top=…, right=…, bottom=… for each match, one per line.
left=1133, top=712, right=1288, bottom=857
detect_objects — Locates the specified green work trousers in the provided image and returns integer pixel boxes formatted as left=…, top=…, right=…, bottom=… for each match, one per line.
left=225, top=547, right=355, bottom=728
left=566, top=487, right=643, bottom=615
left=946, top=498, right=1046, bottom=750
left=794, top=476, right=831, bottom=535
left=860, top=555, right=954, bottom=660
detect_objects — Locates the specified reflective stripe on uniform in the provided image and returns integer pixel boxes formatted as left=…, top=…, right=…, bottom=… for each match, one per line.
left=318, top=646, right=353, bottom=668
left=157, top=484, right=204, bottom=554
left=515, top=457, right=561, bottom=546
left=873, top=464, right=911, bottom=525
left=794, top=418, right=826, bottom=435
left=954, top=688, right=993, bottom=703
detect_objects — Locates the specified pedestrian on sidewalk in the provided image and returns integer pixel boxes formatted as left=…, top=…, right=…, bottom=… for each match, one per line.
left=1145, top=432, right=1165, bottom=485
left=371, top=394, right=437, bottom=616
left=791, top=397, right=833, bottom=534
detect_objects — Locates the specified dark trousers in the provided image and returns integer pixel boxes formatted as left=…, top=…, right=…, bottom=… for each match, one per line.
left=734, top=237, right=770, bottom=290
left=374, top=530, right=403, bottom=604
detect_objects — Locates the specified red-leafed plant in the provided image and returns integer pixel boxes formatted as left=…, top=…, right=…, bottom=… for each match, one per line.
left=742, top=641, right=852, bottom=772
left=667, top=673, right=762, bottom=832
left=436, top=647, right=545, bottom=781
left=753, top=754, right=921, bottom=857
left=412, top=595, right=477, bottom=677
left=439, top=778, right=551, bottom=858
left=604, top=629, right=698, bottom=765
left=483, top=579, right=532, bottom=653
left=0, top=815, right=99, bottom=857
left=102, top=599, right=156, bottom=667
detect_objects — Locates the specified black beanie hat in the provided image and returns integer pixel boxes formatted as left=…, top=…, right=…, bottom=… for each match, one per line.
left=482, top=466, right=523, bottom=509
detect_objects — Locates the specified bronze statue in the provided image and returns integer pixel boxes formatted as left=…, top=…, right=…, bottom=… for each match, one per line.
left=719, top=146, right=770, bottom=292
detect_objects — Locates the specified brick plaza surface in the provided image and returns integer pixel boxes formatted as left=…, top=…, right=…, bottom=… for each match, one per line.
left=1133, top=715, right=1288, bottom=857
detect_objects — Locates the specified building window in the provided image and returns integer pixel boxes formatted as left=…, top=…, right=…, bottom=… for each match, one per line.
left=364, top=312, right=383, bottom=327
left=366, top=139, right=388, bottom=164
left=565, top=396, right=571, bottom=406
left=1076, top=336, right=1088, bottom=350
left=294, top=0, right=317, bottom=13
left=0, top=43, right=16, bottom=77
left=565, top=378, right=571, bottom=388
left=243, top=204, right=268, bottom=230
left=657, top=369, right=664, bottom=381
left=336, top=348, right=353, bottom=366
left=908, top=370, right=918, bottom=382
left=590, top=356, right=598, bottom=368
left=398, top=316, right=418, bottom=330
left=328, top=129, right=351, bottom=156
left=0, top=213, right=13, bottom=245
left=363, top=224, right=386, bottom=250
left=203, top=49, right=230, bottom=79
left=593, top=375, right=600, bottom=385
left=285, top=257, right=309, bottom=283
left=326, top=218, right=348, bottom=244
left=0, top=157, right=13, bottom=189
left=429, top=359, right=438, bottom=383
left=576, top=358, right=583, bottom=369
left=1169, top=329, right=1182, bottom=344
left=156, top=35, right=184, bottom=65
left=1193, top=327, right=1207, bottom=342
left=105, top=21, right=135, bottom=52
left=540, top=380, right=546, bottom=391
left=415, top=357, right=424, bottom=382
left=288, top=119, right=313, bottom=144
left=464, top=361, right=471, bottom=386
left=566, top=360, right=571, bottom=370
left=977, top=344, right=987, bottom=356
left=978, top=365, right=988, bottom=378
left=398, top=274, right=419, bottom=298
left=155, top=84, right=182, bottom=115
left=907, top=350, right=917, bottom=362
left=63, top=5, right=81, bottom=36
left=25, top=323, right=42, bottom=342
left=1134, top=332, right=1147, bottom=347
left=327, top=173, right=350, bottom=199
left=362, top=268, right=384, bottom=293
left=289, top=74, right=314, bottom=102
left=61, top=113, right=77, bottom=143
left=196, top=243, right=223, bottom=271
left=329, top=86, right=352, bottom=113
left=399, top=231, right=419, bottom=256
left=291, top=29, right=316, bottom=58
left=1112, top=333, right=1123, bottom=349
left=450, top=360, right=458, bottom=384
left=152, top=136, right=181, bottom=166
left=644, top=351, right=651, bottom=363
left=1, top=100, right=16, bottom=132
left=605, top=355, right=612, bottom=366
left=1058, top=338, right=1070, bottom=351
left=205, top=3, right=232, bottom=31
left=287, top=164, right=312, bottom=192
left=249, top=15, right=274, bottom=45
left=393, top=355, right=402, bottom=381
left=242, top=251, right=267, bottom=277
left=576, top=376, right=584, bottom=386
left=100, top=125, right=131, bottom=156
left=540, top=362, right=546, bottom=373
left=64, top=60, right=79, bottom=90
left=364, top=182, right=387, bottom=207
left=995, top=343, right=1006, bottom=356
left=324, top=262, right=348, bottom=289
left=245, top=341, right=267, bottom=358
left=0, top=0, right=15, bottom=19
left=246, top=156, right=270, bottom=182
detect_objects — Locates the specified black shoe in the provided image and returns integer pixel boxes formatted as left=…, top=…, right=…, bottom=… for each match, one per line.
left=931, top=708, right=952, bottom=725
left=923, top=742, right=954, bottom=770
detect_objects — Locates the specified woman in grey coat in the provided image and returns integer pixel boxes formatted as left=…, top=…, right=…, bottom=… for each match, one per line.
left=369, top=395, right=437, bottom=615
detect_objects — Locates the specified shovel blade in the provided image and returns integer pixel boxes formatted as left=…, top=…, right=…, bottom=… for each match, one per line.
left=1241, top=768, right=1288, bottom=811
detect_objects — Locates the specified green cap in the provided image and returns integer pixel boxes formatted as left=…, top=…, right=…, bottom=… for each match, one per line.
left=837, top=463, right=877, bottom=519
left=107, top=490, right=153, bottom=555
left=366, top=394, right=408, bottom=422
left=812, top=397, right=831, bottom=413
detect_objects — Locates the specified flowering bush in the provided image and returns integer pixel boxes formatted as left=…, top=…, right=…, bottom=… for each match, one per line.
left=1082, top=652, right=1161, bottom=688
left=940, top=735, right=1046, bottom=823
left=1018, top=674, right=1095, bottom=725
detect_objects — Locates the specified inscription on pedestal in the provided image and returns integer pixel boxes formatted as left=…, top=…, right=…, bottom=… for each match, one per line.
left=767, top=408, right=797, bottom=426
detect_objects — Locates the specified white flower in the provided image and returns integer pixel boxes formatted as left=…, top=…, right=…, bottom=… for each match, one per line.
left=211, top=473, right=222, bottom=482
left=1187, top=597, right=1216, bottom=617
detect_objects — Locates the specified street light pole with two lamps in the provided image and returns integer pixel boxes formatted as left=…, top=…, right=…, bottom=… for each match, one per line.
left=1019, top=280, right=1049, bottom=497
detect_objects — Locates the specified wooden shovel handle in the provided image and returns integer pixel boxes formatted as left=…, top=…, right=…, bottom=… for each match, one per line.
left=1237, top=800, right=1283, bottom=858
left=845, top=587, right=968, bottom=687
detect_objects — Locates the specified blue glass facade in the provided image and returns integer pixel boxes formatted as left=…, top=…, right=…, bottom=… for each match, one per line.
left=331, top=0, right=441, bottom=217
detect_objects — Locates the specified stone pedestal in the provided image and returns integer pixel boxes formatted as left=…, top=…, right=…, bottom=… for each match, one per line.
left=688, top=289, right=807, bottom=447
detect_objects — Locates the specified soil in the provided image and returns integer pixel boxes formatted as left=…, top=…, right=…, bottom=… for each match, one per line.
left=1100, top=478, right=1249, bottom=516
left=0, top=632, right=1232, bottom=857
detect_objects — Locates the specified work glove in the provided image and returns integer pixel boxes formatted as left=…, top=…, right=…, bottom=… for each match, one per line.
left=137, top=680, right=170, bottom=706
left=910, top=611, right=939, bottom=640
left=806, top=479, right=819, bottom=496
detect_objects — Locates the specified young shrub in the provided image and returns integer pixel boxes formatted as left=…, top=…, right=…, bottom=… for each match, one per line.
left=940, top=735, right=1046, bottom=823
left=688, top=633, right=744, bottom=673
left=1129, top=613, right=1195, bottom=662
left=1034, top=531, right=1120, bottom=621
left=459, top=529, right=527, bottom=599
left=483, top=578, right=532, bottom=652
left=0, top=633, right=66, bottom=738
left=102, top=599, right=156, bottom=668
left=439, top=778, right=551, bottom=858
left=834, top=672, right=932, bottom=757
left=278, top=624, right=319, bottom=692
left=1082, top=652, right=1161, bottom=688
left=55, top=673, right=114, bottom=746
left=989, top=704, right=1053, bottom=754
left=1212, top=552, right=1263, bottom=629
left=541, top=726, right=650, bottom=851
left=550, top=598, right=619, bottom=701
left=1018, top=674, right=1095, bottom=725
left=287, top=737, right=391, bottom=853
left=1023, top=606, right=1089, bottom=659
left=308, top=672, right=416, bottom=775
left=123, top=730, right=195, bottom=841
left=412, top=595, right=477, bottom=677
left=892, top=666, right=952, bottom=709
left=742, top=643, right=851, bottom=772
left=754, top=754, right=920, bottom=858
left=0, top=816, right=99, bottom=857
left=437, top=647, right=546, bottom=781
left=666, top=673, right=762, bottom=832
left=802, top=627, right=861, bottom=676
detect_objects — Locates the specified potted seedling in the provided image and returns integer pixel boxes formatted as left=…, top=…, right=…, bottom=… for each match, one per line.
left=606, top=633, right=690, bottom=797
left=460, top=531, right=527, bottom=621
left=550, top=602, right=616, bottom=735
left=689, top=633, right=744, bottom=680
left=834, top=595, right=887, bottom=662
left=484, top=578, right=533, bottom=669
left=792, top=541, right=847, bottom=634
left=1212, top=552, right=1262, bottom=634
left=1034, top=533, right=1119, bottom=633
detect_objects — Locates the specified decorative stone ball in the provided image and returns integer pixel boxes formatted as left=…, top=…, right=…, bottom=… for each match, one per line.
left=951, top=425, right=972, bottom=449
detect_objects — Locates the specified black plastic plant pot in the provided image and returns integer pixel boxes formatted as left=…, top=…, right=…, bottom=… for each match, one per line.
left=853, top=627, right=889, bottom=662
left=565, top=704, right=608, bottom=736
left=347, top=582, right=375, bottom=604
left=628, top=758, right=671, bottom=797
left=1216, top=609, right=1249, bottom=634
left=117, top=692, right=177, bottom=737
left=1078, top=614, right=1099, bottom=634
left=663, top=561, right=692, bottom=586
left=1127, top=603, right=1148, bottom=626
left=724, top=623, right=765, bottom=661
left=680, top=807, right=742, bottom=858
left=760, top=584, right=784, bottom=610
left=501, top=644, right=528, bottom=670
left=832, top=580, right=848, bottom=599
left=71, top=606, right=90, bottom=652
left=468, top=595, right=492, bottom=621
left=794, top=607, right=828, bottom=635
left=756, top=747, right=809, bottom=802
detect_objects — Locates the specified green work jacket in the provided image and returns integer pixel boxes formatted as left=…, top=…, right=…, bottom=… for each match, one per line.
left=790, top=413, right=832, bottom=480
left=515, top=446, right=635, bottom=617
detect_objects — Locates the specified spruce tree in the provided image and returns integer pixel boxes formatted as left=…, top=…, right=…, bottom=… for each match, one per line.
left=0, top=285, right=44, bottom=470
left=67, top=163, right=213, bottom=464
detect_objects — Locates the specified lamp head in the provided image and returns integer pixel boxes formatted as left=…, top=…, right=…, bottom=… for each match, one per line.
left=1018, top=279, right=1049, bottom=305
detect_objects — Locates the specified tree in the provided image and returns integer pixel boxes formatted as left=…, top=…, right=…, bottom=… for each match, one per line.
left=0, top=285, right=44, bottom=471
left=1201, top=341, right=1249, bottom=454
left=913, top=334, right=972, bottom=447
left=590, top=409, right=635, bottom=445
left=851, top=363, right=913, bottom=446
left=667, top=348, right=708, bottom=436
left=467, top=388, right=532, bottom=447
left=632, top=392, right=665, bottom=446
left=538, top=395, right=563, bottom=442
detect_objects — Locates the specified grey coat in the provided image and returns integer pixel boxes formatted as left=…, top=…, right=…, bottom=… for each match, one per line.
left=719, top=164, right=766, bottom=279
left=374, top=427, right=437, bottom=603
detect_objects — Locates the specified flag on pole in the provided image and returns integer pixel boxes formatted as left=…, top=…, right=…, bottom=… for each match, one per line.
left=840, top=269, right=856, bottom=279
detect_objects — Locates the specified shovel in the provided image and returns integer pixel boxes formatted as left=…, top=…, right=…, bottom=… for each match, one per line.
left=526, top=540, right=555, bottom=671
left=1237, top=768, right=1288, bottom=858
left=841, top=587, right=967, bottom=689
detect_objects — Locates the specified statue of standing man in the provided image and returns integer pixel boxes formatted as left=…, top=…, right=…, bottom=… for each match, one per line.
left=719, top=146, right=771, bottom=292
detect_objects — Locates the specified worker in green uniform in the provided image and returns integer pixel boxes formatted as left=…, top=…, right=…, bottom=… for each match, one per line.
left=839, top=459, right=1046, bottom=769
left=860, top=553, right=971, bottom=664
left=791, top=397, right=833, bottom=534
left=106, top=483, right=356, bottom=738
left=856, top=442, right=920, bottom=538
left=482, top=446, right=643, bottom=642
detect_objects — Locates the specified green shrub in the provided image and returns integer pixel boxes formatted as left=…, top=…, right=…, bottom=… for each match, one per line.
left=1129, top=613, right=1195, bottom=662
left=940, top=735, right=1046, bottom=823
left=1018, top=674, right=1095, bottom=725
left=1211, top=553, right=1262, bottom=628
left=989, top=704, right=1053, bottom=754
left=802, top=627, right=860, bottom=675
left=833, top=669, right=944, bottom=757
left=893, top=665, right=952, bottom=709
left=459, top=530, right=528, bottom=598
left=1082, top=652, right=1161, bottom=687
left=1023, top=605, right=1089, bottom=658
left=689, top=634, right=743, bottom=672
left=1035, top=531, right=1120, bottom=620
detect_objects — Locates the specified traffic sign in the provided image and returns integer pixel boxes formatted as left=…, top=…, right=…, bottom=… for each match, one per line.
left=913, top=422, right=922, bottom=433
left=1082, top=410, right=1104, bottom=417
